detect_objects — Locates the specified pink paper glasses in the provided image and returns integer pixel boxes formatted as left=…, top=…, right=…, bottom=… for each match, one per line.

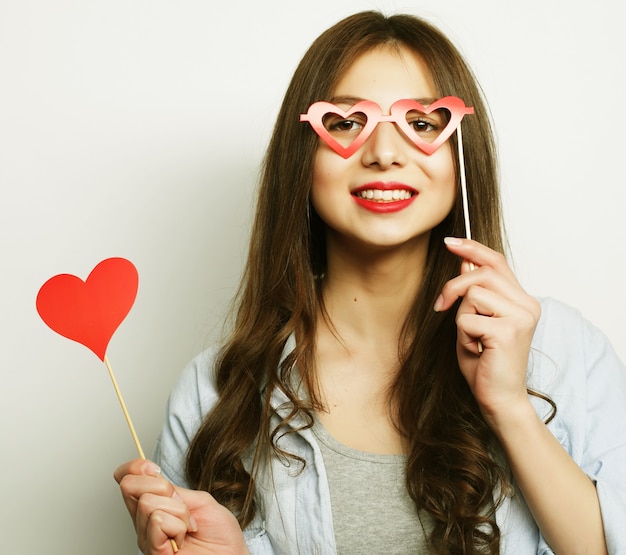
left=300, top=96, right=474, bottom=158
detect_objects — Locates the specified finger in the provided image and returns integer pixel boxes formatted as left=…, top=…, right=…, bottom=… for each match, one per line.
left=456, top=286, right=539, bottom=349
left=459, top=281, right=539, bottom=327
left=136, top=492, right=194, bottom=545
left=460, top=282, right=514, bottom=319
left=118, top=476, right=162, bottom=526
left=172, top=486, right=214, bottom=513
left=454, top=286, right=499, bottom=353
left=141, top=508, right=188, bottom=555
left=117, top=468, right=174, bottom=525
left=444, top=237, right=516, bottom=279
left=435, top=266, right=526, bottom=313
left=114, top=459, right=161, bottom=484
left=119, top=472, right=175, bottom=504
left=460, top=258, right=474, bottom=274
left=456, top=315, right=486, bottom=355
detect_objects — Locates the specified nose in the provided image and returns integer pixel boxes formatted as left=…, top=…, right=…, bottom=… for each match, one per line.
left=360, top=121, right=408, bottom=169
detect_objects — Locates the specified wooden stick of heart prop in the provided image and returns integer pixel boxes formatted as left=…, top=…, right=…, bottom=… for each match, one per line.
left=104, top=357, right=179, bottom=553
left=456, top=124, right=484, bottom=354
left=104, top=354, right=146, bottom=459
left=36, top=258, right=179, bottom=552
left=104, top=355, right=178, bottom=552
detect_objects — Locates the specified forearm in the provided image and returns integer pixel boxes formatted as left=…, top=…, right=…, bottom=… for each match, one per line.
left=491, top=403, right=607, bottom=554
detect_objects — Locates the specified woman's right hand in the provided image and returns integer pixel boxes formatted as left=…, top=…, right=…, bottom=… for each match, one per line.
left=114, top=459, right=250, bottom=555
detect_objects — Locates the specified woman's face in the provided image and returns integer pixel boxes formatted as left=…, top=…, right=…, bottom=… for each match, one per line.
left=310, top=45, right=457, bottom=256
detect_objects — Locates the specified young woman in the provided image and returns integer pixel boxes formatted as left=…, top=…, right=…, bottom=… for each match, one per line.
left=115, top=11, right=626, bottom=555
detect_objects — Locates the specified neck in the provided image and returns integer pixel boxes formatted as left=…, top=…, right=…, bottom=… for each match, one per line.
left=312, top=236, right=428, bottom=455
left=320, top=234, right=428, bottom=348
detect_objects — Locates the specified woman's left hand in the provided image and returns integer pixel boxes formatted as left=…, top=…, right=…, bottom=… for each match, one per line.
left=434, top=237, right=541, bottom=428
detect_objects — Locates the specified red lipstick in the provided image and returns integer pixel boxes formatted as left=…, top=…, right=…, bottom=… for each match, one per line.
left=351, top=182, right=418, bottom=213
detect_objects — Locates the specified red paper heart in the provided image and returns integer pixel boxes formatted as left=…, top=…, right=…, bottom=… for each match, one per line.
left=36, top=258, right=138, bottom=361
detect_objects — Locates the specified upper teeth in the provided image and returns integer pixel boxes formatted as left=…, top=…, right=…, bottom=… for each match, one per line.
left=356, top=189, right=413, bottom=201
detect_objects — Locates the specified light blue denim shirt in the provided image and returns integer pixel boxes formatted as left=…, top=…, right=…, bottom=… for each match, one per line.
left=154, top=298, right=626, bottom=554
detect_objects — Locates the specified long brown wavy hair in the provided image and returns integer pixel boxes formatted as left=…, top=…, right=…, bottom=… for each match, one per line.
left=187, top=11, right=518, bottom=554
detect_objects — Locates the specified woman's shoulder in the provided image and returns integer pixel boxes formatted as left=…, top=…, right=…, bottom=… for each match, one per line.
left=167, top=345, right=222, bottom=416
left=532, top=296, right=617, bottom=362
left=534, top=296, right=585, bottom=330
left=152, top=345, right=222, bottom=485
left=529, top=296, right=626, bottom=420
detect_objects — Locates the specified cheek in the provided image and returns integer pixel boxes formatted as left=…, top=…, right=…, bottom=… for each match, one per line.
left=310, top=151, right=329, bottom=216
left=311, top=149, right=343, bottom=199
left=424, top=145, right=458, bottom=204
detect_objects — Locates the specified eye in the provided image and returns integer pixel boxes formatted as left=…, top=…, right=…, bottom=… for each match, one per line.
left=323, top=113, right=367, bottom=134
left=330, top=119, right=360, bottom=132
left=406, top=108, right=447, bottom=137
left=407, top=117, right=440, bottom=135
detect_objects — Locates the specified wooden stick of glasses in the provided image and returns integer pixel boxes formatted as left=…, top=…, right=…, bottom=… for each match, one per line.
left=456, top=123, right=484, bottom=354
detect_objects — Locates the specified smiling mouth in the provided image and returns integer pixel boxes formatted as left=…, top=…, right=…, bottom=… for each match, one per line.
left=351, top=184, right=418, bottom=213
left=353, top=189, right=415, bottom=202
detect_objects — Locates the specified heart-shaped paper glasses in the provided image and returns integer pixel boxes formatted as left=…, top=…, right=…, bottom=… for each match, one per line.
left=300, top=96, right=474, bottom=158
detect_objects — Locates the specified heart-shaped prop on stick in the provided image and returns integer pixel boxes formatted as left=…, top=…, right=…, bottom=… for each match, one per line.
left=36, top=257, right=138, bottom=361
left=36, top=257, right=145, bottom=457
left=36, top=257, right=179, bottom=551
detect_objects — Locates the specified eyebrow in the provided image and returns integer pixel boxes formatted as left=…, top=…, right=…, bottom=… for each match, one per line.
left=327, top=95, right=439, bottom=106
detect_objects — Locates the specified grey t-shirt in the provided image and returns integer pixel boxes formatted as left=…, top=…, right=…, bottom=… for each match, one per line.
left=312, top=418, right=432, bottom=554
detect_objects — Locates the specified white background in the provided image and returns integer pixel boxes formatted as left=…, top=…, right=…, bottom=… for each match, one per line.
left=1, top=1, right=624, bottom=553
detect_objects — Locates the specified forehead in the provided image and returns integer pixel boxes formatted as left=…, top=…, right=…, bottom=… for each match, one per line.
left=331, top=45, right=438, bottom=109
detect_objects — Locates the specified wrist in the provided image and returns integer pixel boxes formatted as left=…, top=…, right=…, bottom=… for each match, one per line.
left=482, top=397, right=540, bottom=441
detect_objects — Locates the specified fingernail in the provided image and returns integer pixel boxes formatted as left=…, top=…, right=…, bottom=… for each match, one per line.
left=433, top=295, right=444, bottom=312
left=444, top=237, right=463, bottom=246
left=189, top=515, right=199, bottom=532
left=142, top=462, right=161, bottom=477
